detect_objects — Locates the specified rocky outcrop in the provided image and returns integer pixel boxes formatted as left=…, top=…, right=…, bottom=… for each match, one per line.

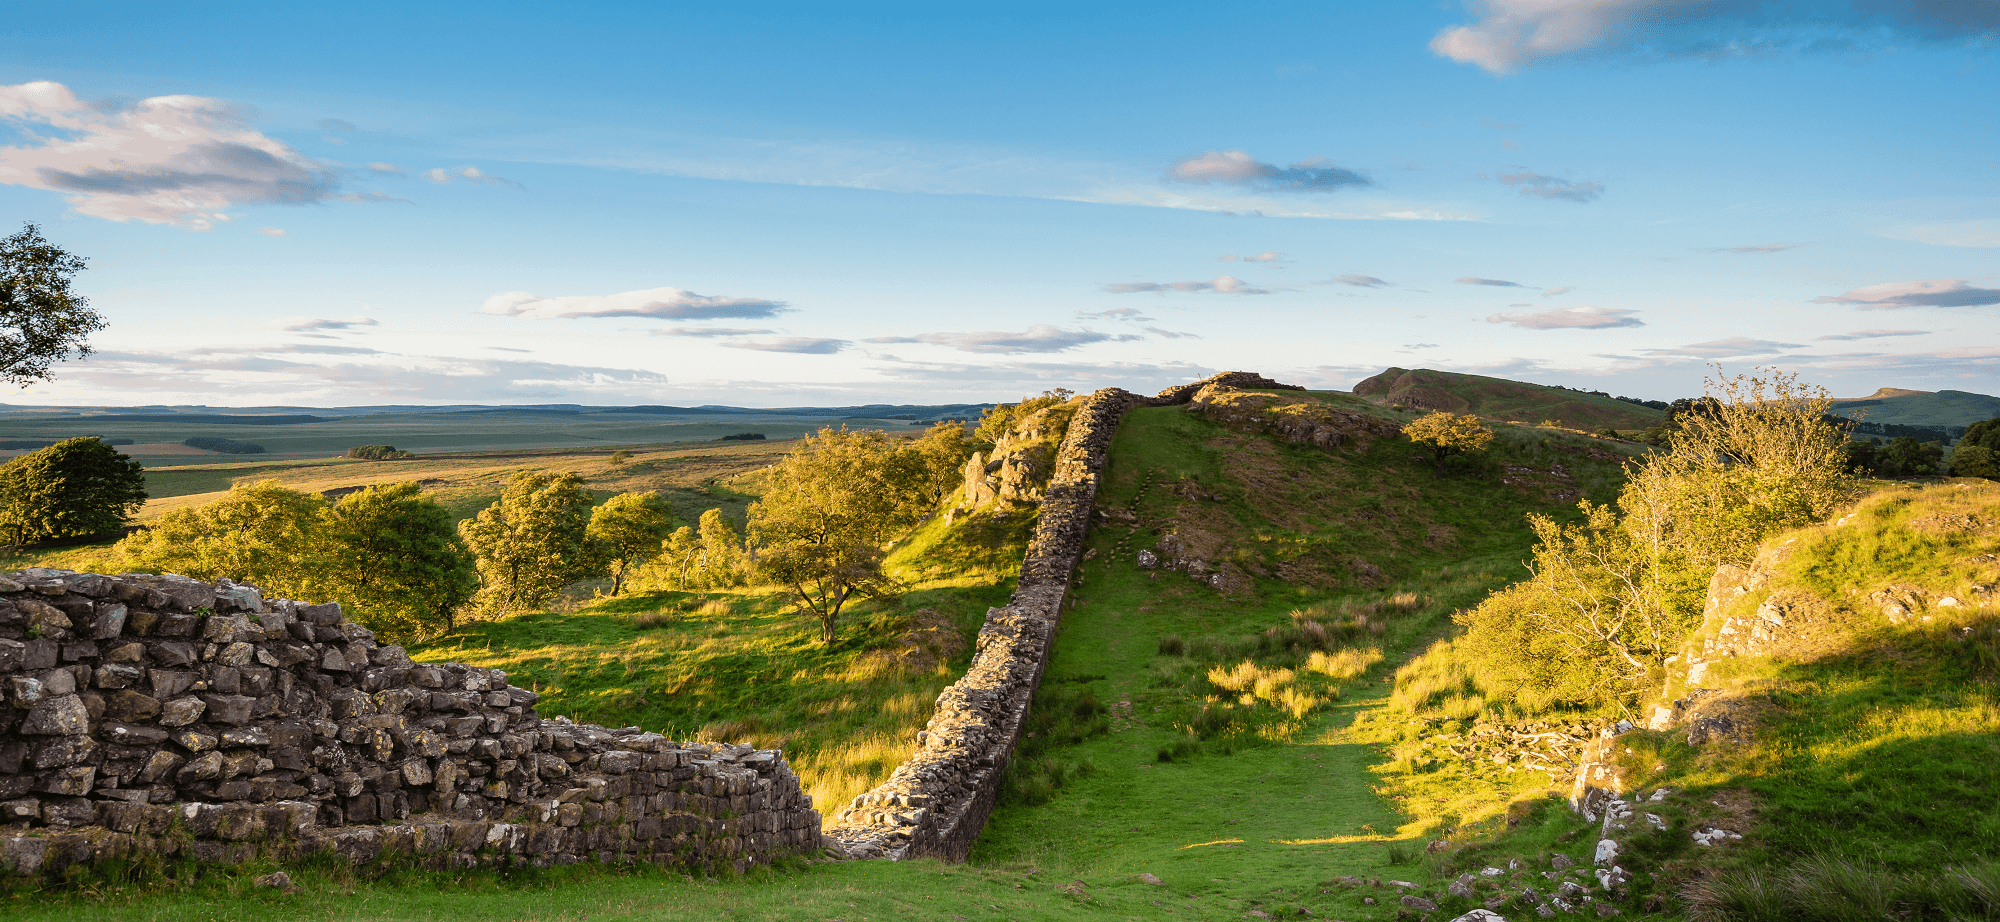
left=0, top=569, right=820, bottom=880
left=827, top=371, right=1295, bottom=861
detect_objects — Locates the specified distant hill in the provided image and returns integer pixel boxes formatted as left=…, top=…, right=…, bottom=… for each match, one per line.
left=1829, top=388, right=2000, bottom=429
left=1351, top=367, right=1667, bottom=430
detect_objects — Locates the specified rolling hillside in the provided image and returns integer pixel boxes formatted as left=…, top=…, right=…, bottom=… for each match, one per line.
left=1353, top=366, right=1667, bottom=430
left=1830, top=388, right=2000, bottom=429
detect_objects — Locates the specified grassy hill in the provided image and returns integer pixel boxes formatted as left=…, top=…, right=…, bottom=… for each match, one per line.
left=1353, top=366, right=1667, bottom=431
left=1830, top=388, right=2000, bottom=429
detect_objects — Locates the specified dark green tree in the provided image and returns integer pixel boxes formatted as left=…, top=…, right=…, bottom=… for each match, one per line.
left=586, top=490, right=677, bottom=594
left=1961, top=417, right=2000, bottom=453
left=458, top=471, right=601, bottom=617
left=1950, top=445, right=1999, bottom=480
left=320, top=483, right=479, bottom=639
left=0, top=224, right=106, bottom=385
left=0, top=436, right=146, bottom=546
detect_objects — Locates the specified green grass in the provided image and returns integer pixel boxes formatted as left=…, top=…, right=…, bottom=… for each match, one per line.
left=1354, top=367, right=1669, bottom=430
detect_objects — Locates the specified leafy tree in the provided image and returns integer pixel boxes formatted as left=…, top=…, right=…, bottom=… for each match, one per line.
left=587, top=490, right=677, bottom=594
left=608, top=450, right=632, bottom=465
left=318, top=483, right=478, bottom=640
left=347, top=445, right=414, bottom=460
left=0, top=224, right=105, bottom=385
left=694, top=508, right=747, bottom=589
left=650, top=525, right=699, bottom=590
left=1952, top=445, right=2000, bottom=480
left=458, top=471, right=600, bottom=617
left=117, top=480, right=327, bottom=597
left=1402, top=411, right=1496, bottom=474
left=0, top=436, right=147, bottom=547
left=901, top=420, right=976, bottom=509
left=749, top=426, right=921, bottom=643
left=1875, top=436, right=1944, bottom=477
left=1962, top=417, right=2000, bottom=454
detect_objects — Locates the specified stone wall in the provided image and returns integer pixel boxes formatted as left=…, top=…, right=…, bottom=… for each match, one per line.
left=0, top=570, right=821, bottom=880
left=826, top=371, right=1297, bottom=861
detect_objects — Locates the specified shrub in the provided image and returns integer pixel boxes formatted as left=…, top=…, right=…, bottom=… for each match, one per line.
left=1951, top=444, right=1999, bottom=480
left=0, top=436, right=146, bottom=546
left=718, top=433, right=765, bottom=441
left=347, top=444, right=414, bottom=460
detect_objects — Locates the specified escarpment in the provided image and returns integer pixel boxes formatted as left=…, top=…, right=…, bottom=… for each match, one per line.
left=0, top=570, right=822, bottom=879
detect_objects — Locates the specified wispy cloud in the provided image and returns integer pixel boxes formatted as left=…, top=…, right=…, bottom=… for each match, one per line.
left=1881, top=219, right=2000, bottom=249
left=1702, top=242, right=1801, bottom=254
left=1220, top=251, right=1284, bottom=263
left=1169, top=150, right=1369, bottom=192
left=1487, top=306, right=1643, bottom=329
left=1494, top=169, right=1603, bottom=202
left=421, top=166, right=524, bottom=189
left=1457, top=276, right=1530, bottom=288
left=1816, top=329, right=1928, bottom=341
left=0, top=80, right=347, bottom=229
left=1541, top=286, right=1574, bottom=297
left=1103, top=275, right=1269, bottom=295
left=721, top=337, right=848, bottom=354
left=1076, top=307, right=1153, bottom=321
left=1812, top=279, right=2000, bottom=309
left=650, top=326, right=776, bottom=337
left=1144, top=326, right=1200, bottom=340
left=864, top=324, right=1138, bottom=354
left=256, top=227, right=287, bottom=237
left=1640, top=336, right=1804, bottom=358
left=1403, top=343, right=1441, bottom=349
left=262, top=316, right=380, bottom=332
left=480, top=287, right=790, bottom=320
left=1431, top=0, right=2000, bottom=74
left=1324, top=273, right=1391, bottom=288
left=365, top=162, right=403, bottom=177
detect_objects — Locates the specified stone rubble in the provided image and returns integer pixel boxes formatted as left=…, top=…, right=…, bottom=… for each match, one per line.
left=0, top=570, right=821, bottom=879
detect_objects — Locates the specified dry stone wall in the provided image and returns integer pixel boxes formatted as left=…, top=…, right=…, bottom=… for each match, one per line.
left=0, top=569, right=821, bottom=880
left=827, top=371, right=1297, bottom=861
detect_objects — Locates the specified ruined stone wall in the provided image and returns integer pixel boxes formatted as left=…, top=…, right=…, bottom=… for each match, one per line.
left=827, top=371, right=1295, bottom=861
left=0, top=570, right=821, bottom=880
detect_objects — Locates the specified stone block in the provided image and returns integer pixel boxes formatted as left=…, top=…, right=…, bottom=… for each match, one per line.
left=199, top=693, right=257, bottom=725
left=40, top=766, right=95, bottom=797
left=21, top=694, right=88, bottom=736
left=104, top=690, right=161, bottom=722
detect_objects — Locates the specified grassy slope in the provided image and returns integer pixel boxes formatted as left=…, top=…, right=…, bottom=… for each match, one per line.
left=1830, top=389, right=2000, bottom=428
left=12, top=391, right=1647, bottom=921
left=1355, top=366, right=1667, bottom=431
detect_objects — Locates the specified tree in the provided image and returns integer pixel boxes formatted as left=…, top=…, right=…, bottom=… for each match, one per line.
left=900, top=420, right=976, bottom=510
left=0, top=224, right=105, bottom=386
left=1962, top=417, right=2000, bottom=454
left=1402, top=411, right=1495, bottom=474
left=318, top=483, right=478, bottom=640
left=694, top=508, right=747, bottom=589
left=0, top=436, right=146, bottom=547
left=749, top=426, right=921, bottom=643
left=457, top=471, right=600, bottom=617
left=975, top=388, right=1073, bottom=449
left=652, top=525, right=699, bottom=590
left=1952, top=445, right=2000, bottom=480
left=117, top=480, right=327, bottom=596
left=347, top=445, right=415, bottom=460
left=587, top=491, right=677, bottom=595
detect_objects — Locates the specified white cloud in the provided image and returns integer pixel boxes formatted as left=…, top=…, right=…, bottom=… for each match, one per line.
left=0, top=80, right=343, bottom=229
left=1220, top=251, right=1284, bottom=263
left=1542, top=286, right=1575, bottom=297
left=1103, top=275, right=1269, bottom=295
left=1431, top=0, right=2000, bottom=74
left=1816, top=329, right=1928, bottom=341
left=864, top=324, right=1138, bottom=354
left=650, top=327, right=776, bottom=337
left=256, top=227, right=286, bottom=237
left=1495, top=169, right=1603, bottom=202
left=1640, top=336, right=1804, bottom=357
left=1487, top=305, right=1643, bottom=329
left=1457, top=276, right=1530, bottom=288
left=1880, top=220, right=2000, bottom=249
left=365, top=162, right=403, bottom=176
left=721, top=337, right=848, bottom=354
left=262, top=316, right=379, bottom=332
left=423, top=166, right=523, bottom=189
left=1075, top=307, right=1153, bottom=321
left=1170, top=150, right=1368, bottom=191
left=480, top=286, right=791, bottom=320
left=1144, top=326, right=1201, bottom=340
left=1324, top=273, right=1391, bottom=288
left=1811, top=279, right=2000, bottom=309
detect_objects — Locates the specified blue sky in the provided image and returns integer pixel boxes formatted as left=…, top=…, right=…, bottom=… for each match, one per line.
left=1, top=1, right=1995, bottom=406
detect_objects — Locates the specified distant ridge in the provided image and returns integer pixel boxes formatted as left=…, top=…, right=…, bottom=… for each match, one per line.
left=0, top=402, right=993, bottom=422
left=1829, top=388, right=2000, bottom=429
left=1352, top=367, right=1667, bottom=430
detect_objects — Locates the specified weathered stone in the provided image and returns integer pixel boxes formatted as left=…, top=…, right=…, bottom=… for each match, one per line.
left=40, top=766, right=94, bottom=796
left=177, top=751, right=224, bottom=781
left=171, top=729, right=219, bottom=753
left=104, top=690, right=160, bottom=722
left=31, top=736, right=96, bottom=768
left=137, top=750, right=185, bottom=784
left=88, top=604, right=128, bottom=640
left=2, top=835, right=50, bottom=874
left=21, top=694, right=88, bottom=735
left=199, top=693, right=257, bottom=725
left=216, top=642, right=255, bottom=667
left=159, top=696, right=206, bottom=727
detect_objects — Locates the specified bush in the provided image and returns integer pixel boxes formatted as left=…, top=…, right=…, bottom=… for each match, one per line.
left=1951, top=444, right=1999, bottom=480
left=0, top=436, right=146, bottom=546
left=183, top=436, right=265, bottom=454
left=347, top=444, right=414, bottom=460
left=718, top=433, right=765, bottom=441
